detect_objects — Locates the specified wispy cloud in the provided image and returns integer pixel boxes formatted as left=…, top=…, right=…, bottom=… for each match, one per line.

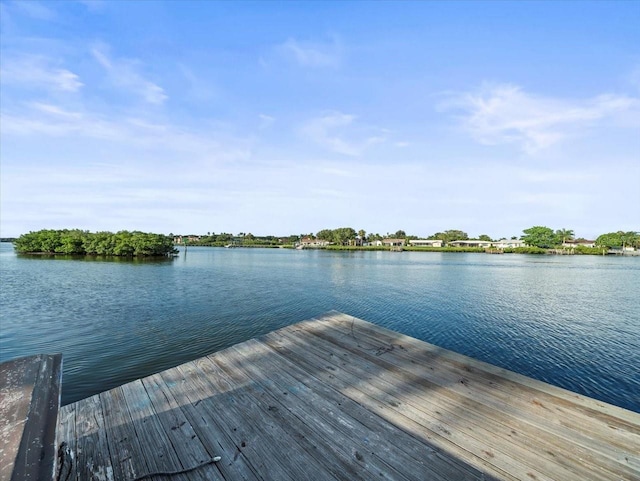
left=1, top=102, right=250, bottom=161
left=91, top=43, right=167, bottom=104
left=258, top=114, right=275, bottom=130
left=300, top=111, right=387, bottom=156
left=179, top=65, right=220, bottom=102
left=627, top=65, right=640, bottom=92
left=279, top=36, right=342, bottom=68
left=29, top=102, right=83, bottom=119
left=11, top=0, right=57, bottom=21
left=440, top=84, right=639, bottom=153
left=78, top=0, right=107, bottom=13
left=0, top=55, right=83, bottom=92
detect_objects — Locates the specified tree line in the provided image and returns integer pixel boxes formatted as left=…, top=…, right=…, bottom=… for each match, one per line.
left=17, top=226, right=635, bottom=255
left=14, top=229, right=178, bottom=257
left=177, top=226, right=639, bottom=250
left=304, top=226, right=640, bottom=249
left=184, top=232, right=299, bottom=247
left=521, top=227, right=639, bottom=249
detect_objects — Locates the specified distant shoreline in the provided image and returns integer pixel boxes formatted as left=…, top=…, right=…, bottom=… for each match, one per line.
left=179, top=244, right=639, bottom=256
left=3, top=241, right=636, bottom=257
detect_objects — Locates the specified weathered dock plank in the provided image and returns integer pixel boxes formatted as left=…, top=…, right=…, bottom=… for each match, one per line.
left=0, top=353, right=62, bottom=481
left=228, top=338, right=488, bottom=481
left=316, top=313, right=640, bottom=466
left=75, top=394, right=113, bottom=481
left=58, top=312, right=640, bottom=481
left=158, top=363, right=261, bottom=481
left=216, top=342, right=410, bottom=481
left=58, top=403, right=77, bottom=481
left=141, top=372, right=223, bottom=481
left=272, top=316, right=625, bottom=480
left=119, top=379, right=192, bottom=481
left=179, top=356, right=298, bottom=480
left=197, top=353, right=337, bottom=481
left=289, top=314, right=638, bottom=478
left=265, top=325, right=528, bottom=479
left=99, top=386, right=150, bottom=481
left=317, top=313, right=640, bottom=474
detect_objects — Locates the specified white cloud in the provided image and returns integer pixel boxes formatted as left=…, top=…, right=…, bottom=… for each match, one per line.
left=91, top=43, right=167, bottom=104
left=440, top=84, right=639, bottom=153
left=300, top=111, right=387, bottom=156
left=0, top=56, right=83, bottom=92
left=279, top=36, right=342, bottom=68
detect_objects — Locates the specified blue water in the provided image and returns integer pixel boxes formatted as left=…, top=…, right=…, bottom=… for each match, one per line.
left=1, top=243, right=638, bottom=411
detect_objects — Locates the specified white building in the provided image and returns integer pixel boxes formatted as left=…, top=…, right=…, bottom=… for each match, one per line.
left=448, top=240, right=493, bottom=248
left=409, top=239, right=444, bottom=248
left=493, top=239, right=526, bottom=249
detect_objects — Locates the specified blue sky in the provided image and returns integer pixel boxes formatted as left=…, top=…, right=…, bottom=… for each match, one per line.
left=1, top=1, right=639, bottom=239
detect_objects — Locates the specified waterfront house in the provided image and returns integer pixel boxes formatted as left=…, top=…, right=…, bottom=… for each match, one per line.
left=382, top=238, right=406, bottom=247
left=448, top=240, right=493, bottom=248
left=493, top=238, right=526, bottom=249
left=300, top=237, right=331, bottom=247
left=409, top=239, right=444, bottom=248
left=174, top=235, right=201, bottom=244
left=562, top=240, right=596, bottom=248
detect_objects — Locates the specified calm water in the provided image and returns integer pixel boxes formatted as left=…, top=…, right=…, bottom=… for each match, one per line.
left=1, top=242, right=638, bottom=411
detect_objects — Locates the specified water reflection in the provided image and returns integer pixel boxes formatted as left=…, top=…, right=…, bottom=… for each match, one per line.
left=17, top=253, right=174, bottom=264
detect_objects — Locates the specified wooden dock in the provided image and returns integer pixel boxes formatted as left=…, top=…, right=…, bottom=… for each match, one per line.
left=1, top=353, right=62, bottom=481
left=58, top=312, right=639, bottom=481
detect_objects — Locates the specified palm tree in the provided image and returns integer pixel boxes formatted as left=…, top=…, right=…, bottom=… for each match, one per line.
left=358, top=229, right=366, bottom=246
left=556, top=228, right=574, bottom=246
left=620, top=231, right=639, bottom=255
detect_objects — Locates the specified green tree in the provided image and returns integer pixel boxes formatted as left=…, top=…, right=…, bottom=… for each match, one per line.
left=333, top=227, right=357, bottom=245
left=14, top=229, right=176, bottom=256
left=429, top=230, right=468, bottom=245
left=59, top=229, right=87, bottom=254
left=620, top=231, right=639, bottom=251
left=285, top=234, right=300, bottom=244
left=556, top=228, right=574, bottom=245
left=41, top=230, right=63, bottom=253
left=521, top=226, right=559, bottom=248
left=394, top=230, right=406, bottom=238
left=599, top=231, right=640, bottom=252
left=316, top=229, right=334, bottom=241
left=478, top=234, right=492, bottom=242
